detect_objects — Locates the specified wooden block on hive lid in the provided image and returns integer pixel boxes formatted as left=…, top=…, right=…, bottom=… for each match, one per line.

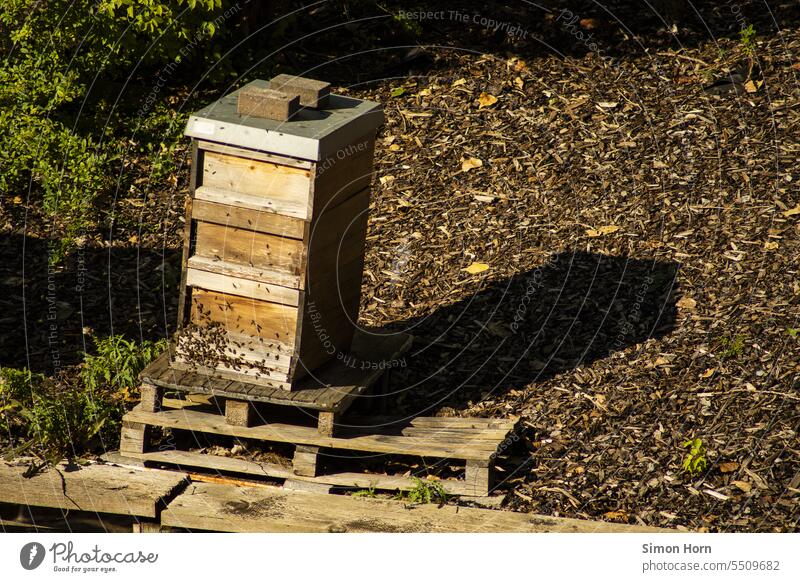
left=269, top=74, right=330, bottom=108
left=237, top=86, right=300, bottom=121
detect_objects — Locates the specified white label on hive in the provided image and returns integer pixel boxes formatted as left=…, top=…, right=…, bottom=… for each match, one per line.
left=192, top=120, right=215, bottom=135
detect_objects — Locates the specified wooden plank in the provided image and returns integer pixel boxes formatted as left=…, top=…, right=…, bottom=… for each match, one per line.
left=194, top=221, right=304, bottom=276
left=189, top=288, right=299, bottom=346
left=160, top=481, right=668, bottom=533
left=187, top=255, right=301, bottom=290
left=201, top=152, right=311, bottom=218
left=171, top=359, right=292, bottom=391
left=0, top=461, right=188, bottom=519
left=124, top=406, right=497, bottom=460
left=187, top=268, right=300, bottom=307
left=194, top=186, right=308, bottom=221
left=127, top=449, right=476, bottom=495
left=197, top=140, right=313, bottom=170
left=192, top=198, right=305, bottom=239
left=347, top=415, right=518, bottom=431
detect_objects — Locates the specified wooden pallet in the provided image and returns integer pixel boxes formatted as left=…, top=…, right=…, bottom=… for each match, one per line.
left=140, top=329, right=412, bottom=436
left=120, top=397, right=517, bottom=497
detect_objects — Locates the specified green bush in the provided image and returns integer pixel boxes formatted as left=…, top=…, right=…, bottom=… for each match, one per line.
left=0, top=0, right=228, bottom=260
left=0, top=336, right=167, bottom=463
left=82, top=335, right=168, bottom=393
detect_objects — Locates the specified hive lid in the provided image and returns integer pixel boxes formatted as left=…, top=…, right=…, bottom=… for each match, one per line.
left=184, top=79, right=383, bottom=161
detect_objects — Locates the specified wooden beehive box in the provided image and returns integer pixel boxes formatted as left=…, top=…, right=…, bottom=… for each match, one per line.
left=173, top=78, right=383, bottom=390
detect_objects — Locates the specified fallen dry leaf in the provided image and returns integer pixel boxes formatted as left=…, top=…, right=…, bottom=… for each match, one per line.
left=379, top=175, right=395, bottom=185
left=513, top=76, right=524, bottom=90
left=603, top=510, right=628, bottom=521
left=461, top=157, right=483, bottom=172
left=719, top=462, right=739, bottom=473
left=478, top=92, right=498, bottom=108
left=764, top=240, right=779, bottom=250
left=732, top=480, right=752, bottom=493
left=452, top=78, right=467, bottom=87
left=782, top=204, right=800, bottom=217
left=586, top=225, right=620, bottom=237
left=743, top=79, right=763, bottom=94
left=463, top=262, right=490, bottom=275
left=676, top=296, right=697, bottom=310
left=699, top=368, right=715, bottom=379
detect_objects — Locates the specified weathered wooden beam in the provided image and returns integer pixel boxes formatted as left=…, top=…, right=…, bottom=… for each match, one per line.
left=292, top=445, right=320, bottom=477
left=0, top=461, right=188, bottom=519
left=225, top=399, right=254, bottom=427
left=160, top=481, right=670, bottom=533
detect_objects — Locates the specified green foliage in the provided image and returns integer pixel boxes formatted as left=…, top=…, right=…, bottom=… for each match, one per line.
left=682, top=438, right=708, bottom=476
left=0, top=0, right=230, bottom=259
left=350, top=483, right=378, bottom=498
left=1, top=367, right=120, bottom=463
left=718, top=334, right=746, bottom=359
left=0, top=336, right=166, bottom=463
left=786, top=328, right=798, bottom=338
left=739, top=25, right=757, bottom=56
left=400, top=477, right=448, bottom=504
left=82, top=335, right=168, bottom=394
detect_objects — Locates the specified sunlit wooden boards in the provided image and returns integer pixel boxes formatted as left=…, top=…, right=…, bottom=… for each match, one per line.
left=175, top=80, right=383, bottom=392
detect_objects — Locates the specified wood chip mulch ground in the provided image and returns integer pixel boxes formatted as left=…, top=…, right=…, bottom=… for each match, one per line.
left=349, top=32, right=800, bottom=532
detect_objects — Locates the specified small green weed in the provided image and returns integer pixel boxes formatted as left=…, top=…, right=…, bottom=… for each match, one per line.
left=682, top=438, right=708, bottom=476
left=400, top=477, right=448, bottom=504
left=351, top=483, right=378, bottom=498
left=739, top=25, right=757, bottom=56
left=786, top=328, right=798, bottom=338
left=718, top=334, right=746, bottom=359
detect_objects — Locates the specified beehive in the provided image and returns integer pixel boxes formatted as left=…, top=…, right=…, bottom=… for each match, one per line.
left=173, top=78, right=383, bottom=390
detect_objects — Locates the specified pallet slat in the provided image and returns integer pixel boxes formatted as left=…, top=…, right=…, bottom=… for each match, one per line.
left=123, top=406, right=499, bottom=461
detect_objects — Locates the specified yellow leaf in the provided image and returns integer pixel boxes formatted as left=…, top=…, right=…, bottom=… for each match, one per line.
left=452, top=78, right=467, bottom=87
left=389, top=144, right=401, bottom=151
left=379, top=175, right=395, bottom=185
left=782, top=204, right=800, bottom=217
left=128, top=234, right=139, bottom=244
left=461, top=157, right=483, bottom=172
left=719, top=461, right=739, bottom=473
left=513, top=77, right=524, bottom=90
left=699, top=368, right=715, bottom=379
left=764, top=240, right=779, bottom=250
left=743, top=79, right=763, bottom=94
left=676, top=296, right=697, bottom=310
left=478, top=92, right=498, bottom=108
left=417, top=88, right=431, bottom=97
left=603, top=510, right=628, bottom=521
left=585, top=225, right=620, bottom=237
left=463, top=262, right=490, bottom=275
left=732, top=480, right=752, bottom=493
left=12, top=195, right=22, bottom=204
